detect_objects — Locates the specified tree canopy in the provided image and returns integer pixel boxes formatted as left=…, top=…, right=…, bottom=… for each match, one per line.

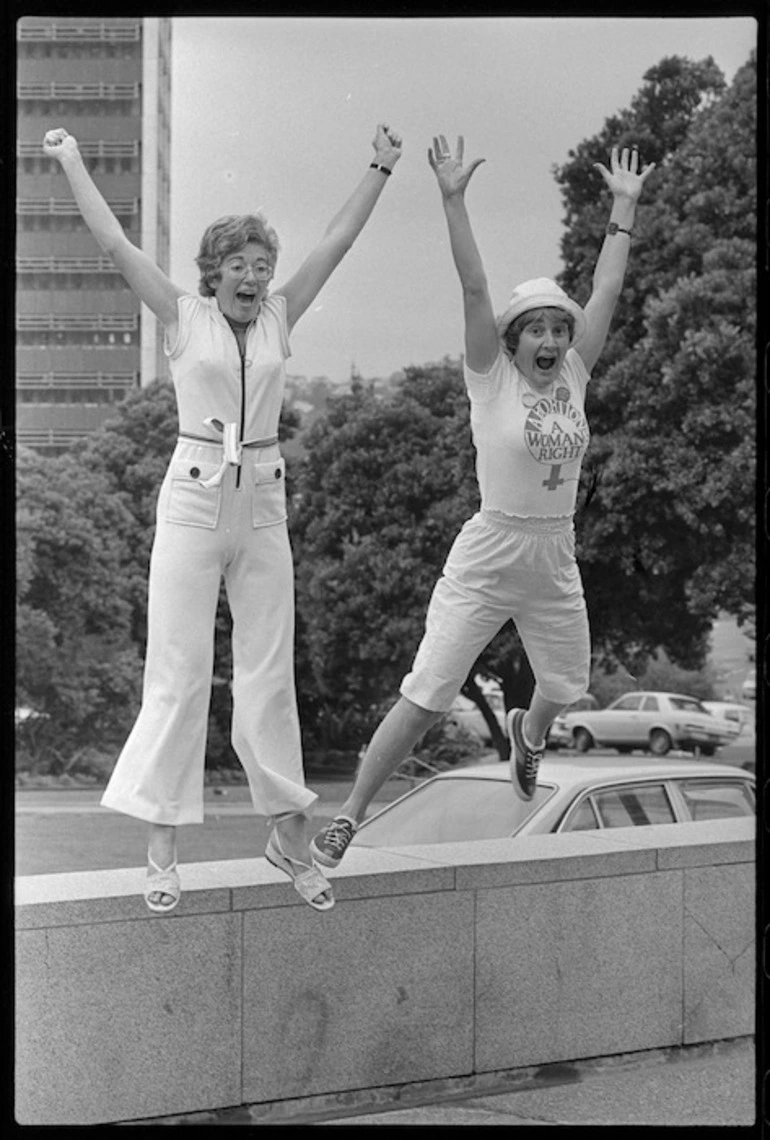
left=554, top=53, right=756, bottom=670
left=290, top=362, right=483, bottom=749
left=16, top=445, right=144, bottom=768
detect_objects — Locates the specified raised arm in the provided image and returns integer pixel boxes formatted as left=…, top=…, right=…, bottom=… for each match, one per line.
left=428, top=134, right=498, bottom=374
left=43, top=128, right=184, bottom=330
left=576, top=145, right=655, bottom=373
left=276, top=124, right=402, bottom=332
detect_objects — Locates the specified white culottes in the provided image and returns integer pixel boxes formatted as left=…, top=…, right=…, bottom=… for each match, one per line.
left=101, top=439, right=317, bottom=826
left=400, top=509, right=590, bottom=712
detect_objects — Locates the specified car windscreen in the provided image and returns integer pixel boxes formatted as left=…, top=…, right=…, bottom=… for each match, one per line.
left=354, top=776, right=555, bottom=846
left=668, top=697, right=706, bottom=713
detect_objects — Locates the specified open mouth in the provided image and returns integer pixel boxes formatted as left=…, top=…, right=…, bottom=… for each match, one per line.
left=535, top=354, right=557, bottom=372
left=235, top=290, right=257, bottom=305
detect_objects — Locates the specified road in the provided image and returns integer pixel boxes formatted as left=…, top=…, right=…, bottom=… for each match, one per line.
left=552, top=739, right=757, bottom=770
left=14, top=738, right=755, bottom=878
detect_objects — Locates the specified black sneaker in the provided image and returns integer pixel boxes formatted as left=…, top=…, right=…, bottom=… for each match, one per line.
left=507, top=708, right=544, bottom=801
left=309, top=815, right=358, bottom=868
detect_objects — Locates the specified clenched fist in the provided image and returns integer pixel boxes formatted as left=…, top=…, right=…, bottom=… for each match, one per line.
left=43, top=128, right=79, bottom=161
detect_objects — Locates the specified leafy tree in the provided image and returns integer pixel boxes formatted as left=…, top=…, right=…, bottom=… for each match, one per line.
left=556, top=54, right=728, bottom=358
left=70, top=380, right=178, bottom=642
left=291, top=365, right=470, bottom=749
left=16, top=446, right=143, bottom=769
left=553, top=54, right=756, bottom=672
left=588, top=649, right=718, bottom=708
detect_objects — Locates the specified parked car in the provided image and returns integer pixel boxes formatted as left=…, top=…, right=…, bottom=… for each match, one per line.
left=353, top=757, right=755, bottom=847
left=553, top=691, right=734, bottom=757
left=701, top=701, right=752, bottom=737
left=546, top=694, right=599, bottom=750
left=447, top=690, right=505, bottom=744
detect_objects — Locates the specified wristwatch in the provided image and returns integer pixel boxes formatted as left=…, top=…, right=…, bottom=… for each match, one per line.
left=606, top=222, right=632, bottom=236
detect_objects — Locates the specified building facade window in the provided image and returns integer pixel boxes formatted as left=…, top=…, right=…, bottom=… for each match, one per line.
left=17, top=22, right=142, bottom=46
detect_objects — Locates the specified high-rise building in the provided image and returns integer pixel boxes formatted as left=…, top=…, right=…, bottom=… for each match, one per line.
left=16, top=16, right=172, bottom=453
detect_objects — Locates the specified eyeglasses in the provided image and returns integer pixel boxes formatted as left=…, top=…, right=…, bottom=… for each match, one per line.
left=224, top=260, right=273, bottom=280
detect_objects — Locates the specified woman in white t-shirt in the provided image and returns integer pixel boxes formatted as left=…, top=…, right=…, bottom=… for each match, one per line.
left=311, top=133, right=653, bottom=869
left=43, top=123, right=402, bottom=912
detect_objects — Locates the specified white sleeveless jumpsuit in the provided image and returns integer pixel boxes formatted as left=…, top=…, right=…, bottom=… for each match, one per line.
left=101, top=293, right=317, bottom=825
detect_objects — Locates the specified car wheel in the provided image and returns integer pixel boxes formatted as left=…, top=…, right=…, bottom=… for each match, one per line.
left=573, top=728, right=593, bottom=753
left=649, top=729, right=672, bottom=756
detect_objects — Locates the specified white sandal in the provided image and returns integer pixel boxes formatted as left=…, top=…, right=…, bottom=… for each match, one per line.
left=144, top=854, right=181, bottom=914
left=265, top=831, right=335, bottom=912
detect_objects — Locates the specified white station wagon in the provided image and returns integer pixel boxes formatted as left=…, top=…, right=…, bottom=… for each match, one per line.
left=554, top=690, right=734, bottom=757
left=353, top=756, right=755, bottom=847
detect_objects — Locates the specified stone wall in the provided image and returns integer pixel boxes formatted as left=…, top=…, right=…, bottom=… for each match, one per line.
left=15, top=817, right=755, bottom=1124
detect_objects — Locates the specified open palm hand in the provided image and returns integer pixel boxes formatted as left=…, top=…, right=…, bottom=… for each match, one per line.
left=595, top=145, right=655, bottom=202
left=428, top=134, right=485, bottom=197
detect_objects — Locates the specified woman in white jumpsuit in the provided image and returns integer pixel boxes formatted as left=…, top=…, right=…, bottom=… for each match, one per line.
left=311, top=134, right=654, bottom=869
left=43, top=123, right=403, bottom=912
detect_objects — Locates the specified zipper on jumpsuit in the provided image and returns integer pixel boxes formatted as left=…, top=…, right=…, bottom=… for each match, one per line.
left=233, top=327, right=246, bottom=491
left=191, top=322, right=278, bottom=491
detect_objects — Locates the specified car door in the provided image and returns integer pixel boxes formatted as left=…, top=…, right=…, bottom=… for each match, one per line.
left=637, top=694, right=662, bottom=745
left=600, top=693, right=644, bottom=745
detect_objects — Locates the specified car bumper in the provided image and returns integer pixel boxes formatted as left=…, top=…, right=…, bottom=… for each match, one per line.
left=675, top=733, right=726, bottom=749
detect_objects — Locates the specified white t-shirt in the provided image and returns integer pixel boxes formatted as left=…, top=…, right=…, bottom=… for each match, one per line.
left=165, top=293, right=290, bottom=440
left=464, top=347, right=591, bottom=518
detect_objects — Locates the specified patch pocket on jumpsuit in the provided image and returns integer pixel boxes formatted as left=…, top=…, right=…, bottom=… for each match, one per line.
left=165, top=458, right=223, bottom=528
left=250, top=457, right=287, bottom=528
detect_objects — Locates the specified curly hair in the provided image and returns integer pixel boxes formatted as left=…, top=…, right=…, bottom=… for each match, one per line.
left=499, top=306, right=575, bottom=359
left=195, top=214, right=280, bottom=297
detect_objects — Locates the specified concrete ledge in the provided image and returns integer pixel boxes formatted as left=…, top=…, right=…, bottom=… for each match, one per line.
left=15, top=818, right=755, bottom=1124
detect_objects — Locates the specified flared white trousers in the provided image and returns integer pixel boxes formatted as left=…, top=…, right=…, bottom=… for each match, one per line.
left=101, top=438, right=317, bottom=826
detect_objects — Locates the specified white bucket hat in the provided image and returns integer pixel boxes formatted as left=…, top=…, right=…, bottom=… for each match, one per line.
left=496, top=277, right=587, bottom=345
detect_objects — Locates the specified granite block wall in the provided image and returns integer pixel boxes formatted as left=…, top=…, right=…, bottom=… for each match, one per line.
left=14, top=818, right=754, bottom=1125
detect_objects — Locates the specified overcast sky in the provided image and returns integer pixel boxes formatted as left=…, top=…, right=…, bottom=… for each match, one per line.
left=169, top=15, right=756, bottom=384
